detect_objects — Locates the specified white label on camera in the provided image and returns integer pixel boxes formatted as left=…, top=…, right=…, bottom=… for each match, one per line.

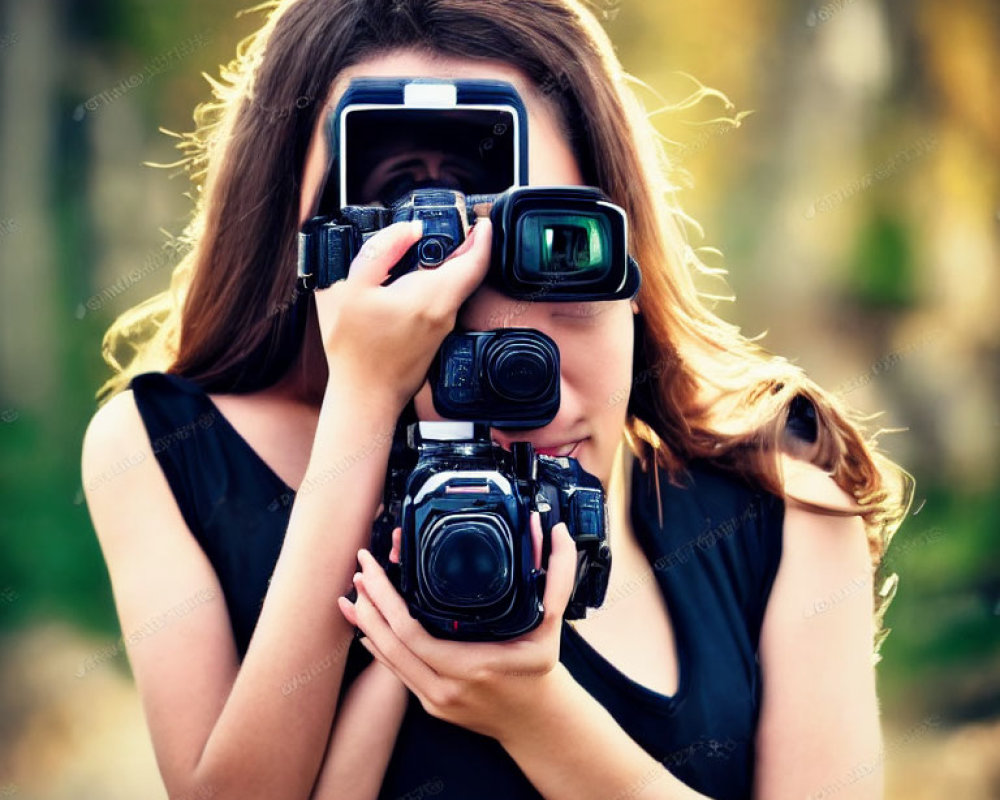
left=404, top=82, right=457, bottom=108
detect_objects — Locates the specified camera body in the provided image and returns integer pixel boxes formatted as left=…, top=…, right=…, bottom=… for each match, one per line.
left=372, top=422, right=611, bottom=641
left=298, top=185, right=640, bottom=302
left=392, top=189, right=471, bottom=271
left=430, top=328, right=560, bottom=430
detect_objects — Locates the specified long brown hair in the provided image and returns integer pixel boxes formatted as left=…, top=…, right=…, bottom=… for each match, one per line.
left=97, top=0, right=912, bottom=658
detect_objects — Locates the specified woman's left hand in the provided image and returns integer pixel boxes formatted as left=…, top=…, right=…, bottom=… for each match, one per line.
left=337, top=512, right=577, bottom=742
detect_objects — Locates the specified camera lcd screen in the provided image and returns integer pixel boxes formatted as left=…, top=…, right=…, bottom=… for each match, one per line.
left=341, top=107, right=519, bottom=208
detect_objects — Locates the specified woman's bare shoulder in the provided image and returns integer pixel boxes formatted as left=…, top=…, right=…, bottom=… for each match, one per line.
left=82, top=389, right=148, bottom=470
left=778, top=453, right=862, bottom=516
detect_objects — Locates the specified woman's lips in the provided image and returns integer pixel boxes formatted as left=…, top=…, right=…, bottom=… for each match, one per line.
left=533, top=440, right=584, bottom=458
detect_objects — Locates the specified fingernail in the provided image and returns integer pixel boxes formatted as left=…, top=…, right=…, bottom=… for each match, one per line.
left=410, top=219, right=424, bottom=237
left=352, top=571, right=362, bottom=584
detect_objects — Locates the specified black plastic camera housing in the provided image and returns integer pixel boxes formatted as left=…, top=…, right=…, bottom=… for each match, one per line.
left=297, top=185, right=640, bottom=301
left=429, top=328, right=560, bottom=430
left=371, top=422, right=611, bottom=641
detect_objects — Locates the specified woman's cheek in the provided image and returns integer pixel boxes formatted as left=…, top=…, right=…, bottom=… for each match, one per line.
left=564, top=324, right=634, bottom=411
left=412, top=380, right=442, bottom=421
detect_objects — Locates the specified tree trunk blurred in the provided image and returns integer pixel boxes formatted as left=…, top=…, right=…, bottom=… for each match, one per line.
left=0, top=0, right=60, bottom=412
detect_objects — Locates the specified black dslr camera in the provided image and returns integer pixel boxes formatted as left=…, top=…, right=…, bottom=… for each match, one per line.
left=298, top=184, right=641, bottom=301
left=297, top=77, right=640, bottom=301
left=372, top=421, right=611, bottom=641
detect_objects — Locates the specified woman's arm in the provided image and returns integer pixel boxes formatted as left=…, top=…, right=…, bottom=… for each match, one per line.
left=84, top=220, right=492, bottom=800
left=309, top=660, right=409, bottom=800
left=83, top=378, right=401, bottom=800
left=311, top=534, right=410, bottom=800
left=753, top=465, right=883, bottom=800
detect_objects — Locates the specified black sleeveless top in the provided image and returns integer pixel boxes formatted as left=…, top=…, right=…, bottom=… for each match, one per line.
left=130, top=371, right=785, bottom=800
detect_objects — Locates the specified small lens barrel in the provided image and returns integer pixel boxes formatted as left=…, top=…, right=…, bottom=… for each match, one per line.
left=485, top=336, right=556, bottom=403
left=417, top=236, right=450, bottom=267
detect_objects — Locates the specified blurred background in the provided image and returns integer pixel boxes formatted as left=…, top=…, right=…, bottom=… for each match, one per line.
left=0, top=0, right=996, bottom=797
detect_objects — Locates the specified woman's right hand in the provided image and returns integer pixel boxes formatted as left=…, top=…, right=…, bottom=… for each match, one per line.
left=314, top=217, right=492, bottom=412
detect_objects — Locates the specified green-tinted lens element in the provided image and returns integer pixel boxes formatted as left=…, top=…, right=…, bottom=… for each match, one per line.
left=519, top=212, right=611, bottom=280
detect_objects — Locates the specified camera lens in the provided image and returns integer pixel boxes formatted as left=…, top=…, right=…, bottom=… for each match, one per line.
left=485, top=336, right=556, bottom=403
left=417, top=236, right=450, bottom=267
left=423, top=514, right=513, bottom=609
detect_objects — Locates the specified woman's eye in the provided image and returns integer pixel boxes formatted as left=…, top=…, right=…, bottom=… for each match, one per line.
left=368, top=154, right=485, bottom=206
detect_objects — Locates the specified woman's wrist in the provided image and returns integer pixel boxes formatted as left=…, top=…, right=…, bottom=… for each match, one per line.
left=321, top=367, right=408, bottom=426
left=492, top=661, right=578, bottom=748
left=322, top=358, right=411, bottom=422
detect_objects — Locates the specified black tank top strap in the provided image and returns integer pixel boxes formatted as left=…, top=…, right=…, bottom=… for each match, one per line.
left=129, top=371, right=223, bottom=538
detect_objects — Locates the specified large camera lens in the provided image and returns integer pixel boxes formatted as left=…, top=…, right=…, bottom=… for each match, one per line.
left=485, top=335, right=557, bottom=403
left=422, top=514, right=513, bottom=609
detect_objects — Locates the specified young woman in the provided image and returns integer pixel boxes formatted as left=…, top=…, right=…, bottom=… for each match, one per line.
left=82, top=1, right=911, bottom=798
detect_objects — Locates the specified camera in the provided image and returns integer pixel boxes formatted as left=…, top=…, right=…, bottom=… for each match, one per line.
left=371, top=421, right=611, bottom=641
left=429, top=328, right=560, bottom=430
left=298, top=77, right=640, bottom=298
left=298, top=184, right=641, bottom=301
